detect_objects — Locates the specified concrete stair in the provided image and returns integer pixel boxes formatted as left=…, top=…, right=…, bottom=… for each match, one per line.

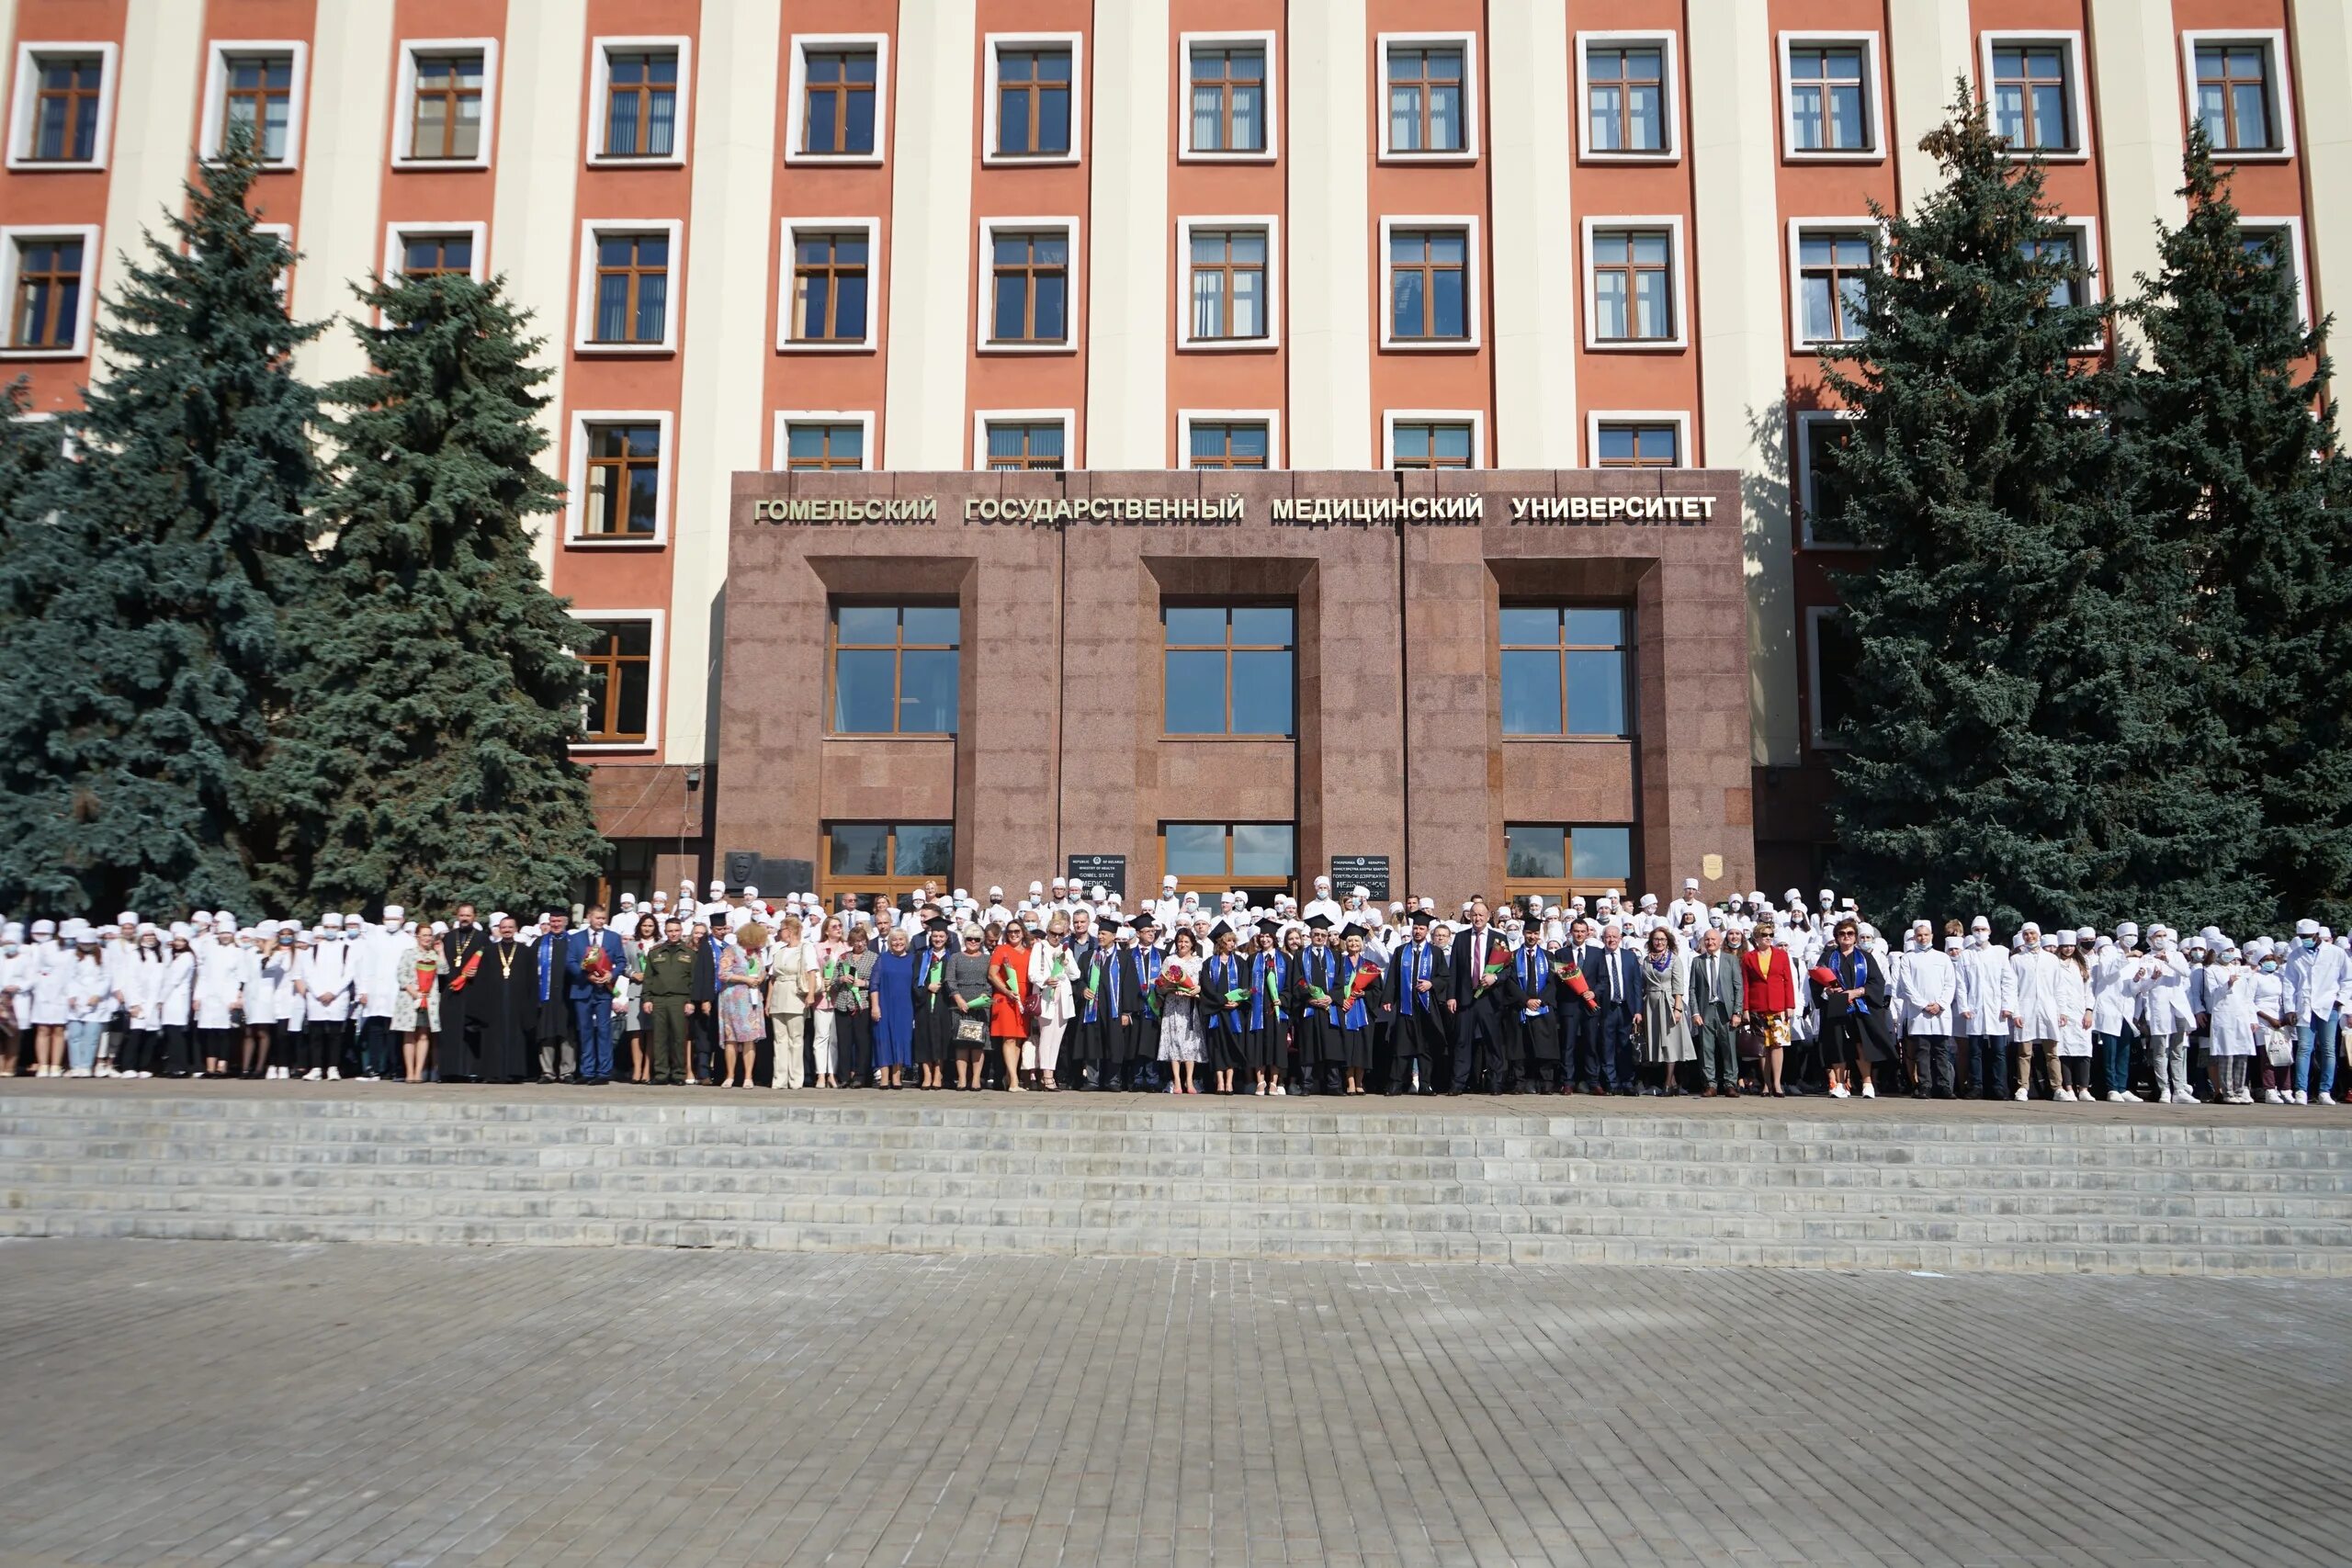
left=6, top=1089, right=2352, bottom=1275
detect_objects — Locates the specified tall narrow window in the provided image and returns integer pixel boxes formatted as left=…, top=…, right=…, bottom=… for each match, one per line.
left=221, top=53, right=295, bottom=162
left=1990, top=44, right=2071, bottom=152
left=996, top=48, right=1072, bottom=157
left=1585, top=45, right=1664, bottom=153
left=1796, top=231, right=1874, bottom=344
left=1388, top=229, right=1468, bottom=342
left=1390, top=421, right=1473, bottom=469
left=984, top=421, right=1064, bottom=470
left=1187, top=422, right=1270, bottom=469
left=581, top=423, right=663, bottom=537
left=786, top=422, right=865, bottom=470
left=29, top=56, right=104, bottom=164
left=604, top=51, right=678, bottom=158
left=989, top=231, right=1069, bottom=345
left=1499, top=606, right=1630, bottom=737
left=1385, top=44, right=1465, bottom=153
left=1188, top=229, right=1267, bottom=343
left=408, top=53, right=484, bottom=161
left=2195, top=42, right=2277, bottom=152
left=791, top=231, right=868, bottom=344
left=1589, top=228, right=1675, bottom=343
left=831, top=604, right=959, bottom=734
left=7, top=236, right=85, bottom=351
left=1787, top=43, right=1870, bottom=152
left=1163, top=604, right=1295, bottom=737
left=581, top=622, right=653, bottom=743
left=1189, top=46, right=1265, bottom=152
left=592, top=233, right=670, bottom=345
left=803, top=49, right=877, bottom=155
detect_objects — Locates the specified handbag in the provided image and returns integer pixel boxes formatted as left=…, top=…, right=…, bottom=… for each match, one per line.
left=955, top=1014, right=987, bottom=1044
left=2263, top=1025, right=2295, bottom=1068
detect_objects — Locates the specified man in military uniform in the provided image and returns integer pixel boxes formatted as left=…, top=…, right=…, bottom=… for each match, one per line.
left=639, top=916, right=699, bottom=1087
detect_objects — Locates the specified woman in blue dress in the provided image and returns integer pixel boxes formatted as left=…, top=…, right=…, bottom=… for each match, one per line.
left=867, top=926, right=919, bottom=1089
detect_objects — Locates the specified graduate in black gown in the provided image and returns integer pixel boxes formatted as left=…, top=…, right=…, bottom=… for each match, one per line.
left=1292, top=916, right=1343, bottom=1095
left=475, top=917, right=538, bottom=1085
left=1244, top=919, right=1290, bottom=1096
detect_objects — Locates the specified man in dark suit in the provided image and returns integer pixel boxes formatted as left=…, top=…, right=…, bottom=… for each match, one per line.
left=1818, top=916, right=1891, bottom=1097
left=689, top=919, right=725, bottom=1085
left=1579, top=923, right=1645, bottom=1095
left=1385, top=909, right=1451, bottom=1094
left=1447, top=899, right=1510, bottom=1093
left=1686, top=926, right=1743, bottom=1096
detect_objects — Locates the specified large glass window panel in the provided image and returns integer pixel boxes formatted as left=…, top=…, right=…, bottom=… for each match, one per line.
left=898, top=650, right=959, bottom=733
left=1163, top=650, right=1229, bottom=733
left=1500, top=650, right=1564, bottom=736
left=1164, top=823, right=1227, bottom=877
left=1230, top=825, right=1295, bottom=877
left=1565, top=650, right=1627, bottom=736
left=1571, top=827, right=1632, bottom=882
left=1506, top=825, right=1567, bottom=881
left=831, top=649, right=896, bottom=731
left=829, top=825, right=888, bottom=877
left=1228, top=651, right=1294, bottom=735
left=893, top=825, right=954, bottom=878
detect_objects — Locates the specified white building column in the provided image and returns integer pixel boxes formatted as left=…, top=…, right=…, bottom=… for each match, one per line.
left=1082, top=0, right=1168, bottom=468
left=1486, top=0, right=1576, bottom=468
left=96, top=0, right=206, bottom=383
left=290, top=0, right=394, bottom=388
left=1284, top=0, right=1371, bottom=470
left=883, top=0, right=977, bottom=471
left=1689, top=3, right=1796, bottom=767
left=2088, top=0, right=2188, bottom=350
left=1886, top=0, right=1973, bottom=210
left=2291, top=0, right=2351, bottom=327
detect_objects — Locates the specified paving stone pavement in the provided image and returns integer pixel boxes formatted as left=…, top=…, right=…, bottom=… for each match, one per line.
left=2, top=1241, right=2349, bottom=1567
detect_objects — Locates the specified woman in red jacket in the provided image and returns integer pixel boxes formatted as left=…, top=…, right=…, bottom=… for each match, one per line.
left=1740, top=919, right=1797, bottom=1098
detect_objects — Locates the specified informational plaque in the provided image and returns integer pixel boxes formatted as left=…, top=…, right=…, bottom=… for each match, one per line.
left=1066, top=854, right=1126, bottom=896
left=1329, top=855, right=1391, bottom=902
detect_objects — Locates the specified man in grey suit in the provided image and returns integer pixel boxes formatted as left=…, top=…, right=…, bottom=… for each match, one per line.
left=1686, top=927, right=1743, bottom=1097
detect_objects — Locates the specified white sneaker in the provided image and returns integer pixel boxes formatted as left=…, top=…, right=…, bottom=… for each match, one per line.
left=303, top=1069, right=322, bottom=1081
left=2320, top=1093, right=2337, bottom=1106
left=1829, top=1084, right=1849, bottom=1099
left=65, top=1066, right=90, bottom=1077
left=95, top=1065, right=115, bottom=1077
left=1861, top=1082, right=1876, bottom=1099
left=326, top=1067, right=341, bottom=1080
left=2013, top=1088, right=2029, bottom=1101
left=2058, top=1088, right=2077, bottom=1102
left=2110, top=1089, right=2141, bottom=1102
left=1272, top=1084, right=1286, bottom=1095
left=2264, top=1089, right=2283, bottom=1104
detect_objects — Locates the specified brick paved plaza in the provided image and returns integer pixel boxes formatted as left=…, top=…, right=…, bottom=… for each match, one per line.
left=3, top=1240, right=2348, bottom=1567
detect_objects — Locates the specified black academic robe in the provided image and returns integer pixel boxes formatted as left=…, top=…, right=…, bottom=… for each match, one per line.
left=439, top=924, right=490, bottom=1078
left=476, top=940, right=537, bottom=1083
left=1292, top=944, right=1345, bottom=1070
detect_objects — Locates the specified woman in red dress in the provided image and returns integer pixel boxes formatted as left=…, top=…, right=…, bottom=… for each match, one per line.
left=1740, top=918, right=1797, bottom=1098
left=988, top=922, right=1033, bottom=1091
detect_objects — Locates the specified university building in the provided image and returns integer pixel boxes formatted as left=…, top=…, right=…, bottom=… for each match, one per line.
left=3, top=0, right=2342, bottom=908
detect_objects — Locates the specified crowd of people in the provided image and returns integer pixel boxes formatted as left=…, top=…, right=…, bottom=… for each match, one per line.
left=4, top=874, right=2346, bottom=1107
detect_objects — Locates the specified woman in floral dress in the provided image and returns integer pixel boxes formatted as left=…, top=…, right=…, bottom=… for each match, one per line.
left=1155, top=928, right=1206, bottom=1094
left=716, top=923, right=768, bottom=1089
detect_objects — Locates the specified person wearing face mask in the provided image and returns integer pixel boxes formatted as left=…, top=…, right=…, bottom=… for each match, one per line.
left=2247, top=938, right=2298, bottom=1104
left=2204, top=942, right=2257, bottom=1103
left=2285, top=919, right=2346, bottom=1106
left=0, top=924, right=28, bottom=1076
left=2141, top=927, right=2199, bottom=1105
left=301, top=913, right=358, bottom=1079
left=2007, top=923, right=2065, bottom=1101
left=2051, top=930, right=2096, bottom=1101
left=115, top=924, right=167, bottom=1078
left=191, top=919, right=252, bottom=1077
left=1896, top=922, right=1959, bottom=1099
left=2090, top=923, right=2149, bottom=1103
left=25, top=919, right=70, bottom=1077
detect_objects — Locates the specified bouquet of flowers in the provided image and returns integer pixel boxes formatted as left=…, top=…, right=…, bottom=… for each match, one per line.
left=581, top=945, right=615, bottom=987
left=446, top=948, right=482, bottom=993
left=1155, top=962, right=1195, bottom=998
left=1555, top=964, right=1598, bottom=1010
left=1807, top=964, right=1840, bottom=989
left=1342, top=964, right=1381, bottom=1020
left=1477, top=946, right=1508, bottom=990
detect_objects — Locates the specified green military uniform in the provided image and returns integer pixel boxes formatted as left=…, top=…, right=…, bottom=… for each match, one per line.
left=640, top=940, right=698, bottom=1085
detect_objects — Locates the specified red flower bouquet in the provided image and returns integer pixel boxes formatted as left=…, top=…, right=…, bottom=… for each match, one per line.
left=1556, top=964, right=1599, bottom=1010
left=447, top=949, right=482, bottom=993
left=1808, top=964, right=1840, bottom=989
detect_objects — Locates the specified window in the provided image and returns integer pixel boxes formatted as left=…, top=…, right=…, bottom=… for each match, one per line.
left=2238, top=219, right=2312, bottom=328
left=18, top=51, right=107, bottom=164
left=1987, top=40, right=2076, bottom=154
left=1593, top=421, right=1679, bottom=468
left=580, top=620, right=655, bottom=745
left=574, top=222, right=681, bottom=353
left=1579, top=37, right=1673, bottom=157
left=4, top=232, right=87, bottom=354
left=823, top=823, right=955, bottom=912
left=1184, top=418, right=1272, bottom=469
left=407, top=52, right=484, bottom=161
left=776, top=416, right=869, bottom=470
left=1162, top=823, right=1295, bottom=897
left=1387, top=417, right=1477, bottom=469
left=787, top=37, right=887, bottom=163
left=569, top=414, right=670, bottom=543
left=1504, top=824, right=1634, bottom=904
left=220, top=51, right=297, bottom=163
left=596, top=44, right=683, bottom=161
left=1794, top=411, right=1860, bottom=547
left=394, top=231, right=476, bottom=282
left=1385, top=224, right=1474, bottom=345
left=2190, top=36, right=2289, bottom=156
left=984, top=225, right=1072, bottom=347
left=1184, top=39, right=1270, bottom=157
left=2024, top=229, right=2091, bottom=311
left=1781, top=35, right=1880, bottom=157
left=787, top=227, right=870, bottom=346
left=979, top=416, right=1067, bottom=470
left=1184, top=226, right=1269, bottom=344
left=1792, top=224, right=1877, bottom=346
left=1163, top=604, right=1295, bottom=737
left=1585, top=221, right=1683, bottom=347
left=988, top=38, right=1079, bottom=162
left=1499, top=605, right=1630, bottom=738
left=830, top=604, right=958, bottom=735
left=1381, top=37, right=1475, bottom=158
left=1806, top=605, right=1861, bottom=749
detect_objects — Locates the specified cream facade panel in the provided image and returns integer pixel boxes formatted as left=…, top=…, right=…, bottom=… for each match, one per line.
left=2087, top=0, right=2188, bottom=354
left=1487, top=0, right=1577, bottom=468
left=1082, top=0, right=1169, bottom=468
left=290, top=0, right=394, bottom=390
left=94, top=0, right=204, bottom=384
left=2293, top=0, right=2349, bottom=329
left=1283, top=0, right=1372, bottom=470
left=882, top=0, right=978, bottom=471
left=1884, top=0, right=1971, bottom=209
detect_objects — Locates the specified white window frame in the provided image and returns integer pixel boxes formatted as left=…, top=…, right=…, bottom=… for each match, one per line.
left=572, top=219, right=684, bottom=355
left=1177, top=409, right=1283, bottom=470
left=2181, top=29, right=2296, bottom=162
left=785, top=33, right=888, bottom=165
left=252, top=220, right=294, bottom=303
left=571, top=607, right=667, bottom=755
left=1776, top=31, right=1884, bottom=163
left=1786, top=217, right=1886, bottom=351
left=1573, top=31, right=1678, bottom=163
left=1174, top=216, right=1280, bottom=352
left=1178, top=30, right=1278, bottom=163
left=776, top=217, right=879, bottom=353
left=381, top=221, right=491, bottom=284
left=1805, top=604, right=1849, bottom=750
left=388, top=38, right=496, bottom=171
left=772, top=410, right=876, bottom=470
left=586, top=35, right=691, bottom=169
left=1792, top=408, right=1862, bottom=550
left=1376, top=31, right=1480, bottom=163
left=1579, top=216, right=1689, bottom=351
left=0, top=222, right=100, bottom=359
left=2035, top=215, right=2106, bottom=349
left=1585, top=410, right=1691, bottom=469
left=972, top=408, right=1077, bottom=471
left=976, top=217, right=1080, bottom=355
left=981, top=31, right=1083, bottom=167
left=566, top=410, right=675, bottom=547
left=1377, top=215, right=1483, bottom=352
left=6, top=41, right=119, bottom=170
left=1382, top=409, right=1486, bottom=469
left=1978, top=30, right=2088, bottom=162
left=198, top=40, right=310, bottom=168
left=2239, top=216, right=2312, bottom=330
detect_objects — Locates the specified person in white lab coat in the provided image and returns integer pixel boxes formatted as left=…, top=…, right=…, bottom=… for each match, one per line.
left=2140, top=926, right=2199, bottom=1104
left=193, top=920, right=253, bottom=1076
left=1954, top=917, right=2013, bottom=1100
left=116, top=925, right=169, bottom=1077
left=62, top=930, right=111, bottom=1076
left=1897, top=924, right=1960, bottom=1097
left=2285, top=919, right=2347, bottom=1105
left=0, top=923, right=31, bottom=1077
left=2051, top=930, right=2096, bottom=1100
left=2204, top=942, right=2257, bottom=1103
left=2007, top=922, right=2066, bottom=1101
left=26, top=919, right=70, bottom=1077
left=350, top=906, right=406, bottom=1079
left=300, top=916, right=357, bottom=1079
left=2090, top=923, right=2149, bottom=1102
